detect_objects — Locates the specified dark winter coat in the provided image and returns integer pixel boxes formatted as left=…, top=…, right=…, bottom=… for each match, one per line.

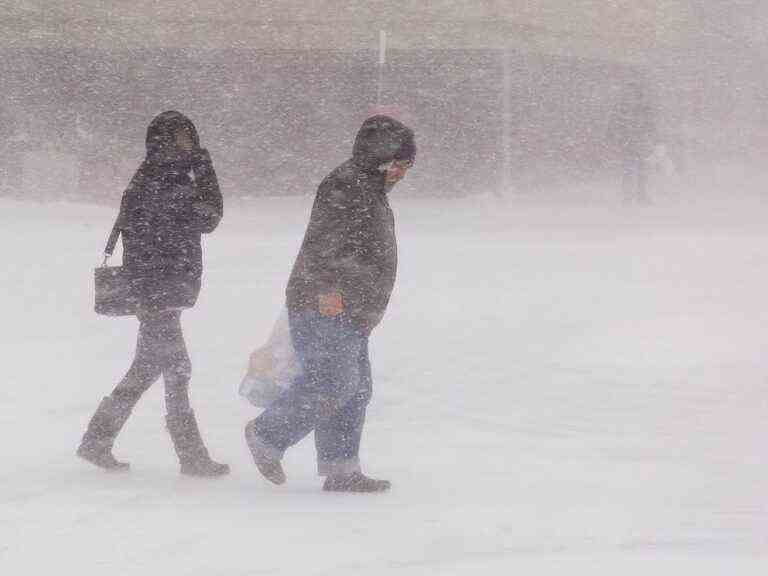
left=105, top=111, right=223, bottom=308
left=286, top=116, right=416, bottom=333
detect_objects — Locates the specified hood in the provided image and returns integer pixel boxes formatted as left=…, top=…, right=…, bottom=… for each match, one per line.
left=144, top=110, right=200, bottom=169
left=352, top=115, right=416, bottom=169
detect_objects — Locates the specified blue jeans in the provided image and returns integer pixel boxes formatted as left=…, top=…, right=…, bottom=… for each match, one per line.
left=249, top=310, right=372, bottom=476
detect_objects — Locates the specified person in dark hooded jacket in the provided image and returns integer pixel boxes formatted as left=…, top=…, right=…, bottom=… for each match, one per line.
left=245, top=115, right=415, bottom=492
left=77, top=111, right=229, bottom=477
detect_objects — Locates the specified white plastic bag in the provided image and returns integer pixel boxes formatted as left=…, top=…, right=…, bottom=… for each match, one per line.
left=239, top=309, right=301, bottom=408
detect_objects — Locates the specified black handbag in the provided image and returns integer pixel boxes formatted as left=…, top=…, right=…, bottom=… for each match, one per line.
left=94, top=219, right=199, bottom=316
left=94, top=265, right=200, bottom=316
left=94, top=265, right=142, bottom=316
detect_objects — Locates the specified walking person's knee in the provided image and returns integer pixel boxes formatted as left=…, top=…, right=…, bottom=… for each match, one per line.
left=112, top=357, right=162, bottom=407
left=163, top=357, right=192, bottom=416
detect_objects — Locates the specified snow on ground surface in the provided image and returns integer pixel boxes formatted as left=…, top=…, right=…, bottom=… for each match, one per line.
left=2, top=189, right=768, bottom=574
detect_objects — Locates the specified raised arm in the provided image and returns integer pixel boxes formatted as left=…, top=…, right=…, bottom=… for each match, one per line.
left=191, top=148, right=223, bottom=233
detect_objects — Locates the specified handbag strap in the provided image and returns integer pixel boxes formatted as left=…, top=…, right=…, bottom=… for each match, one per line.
left=104, top=217, right=121, bottom=258
left=104, top=165, right=144, bottom=262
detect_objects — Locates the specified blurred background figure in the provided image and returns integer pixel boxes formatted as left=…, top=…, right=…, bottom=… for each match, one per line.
left=0, top=104, right=23, bottom=196
left=613, top=82, right=657, bottom=204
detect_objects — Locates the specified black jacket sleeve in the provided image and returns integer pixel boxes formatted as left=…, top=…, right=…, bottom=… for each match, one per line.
left=190, top=148, right=223, bottom=233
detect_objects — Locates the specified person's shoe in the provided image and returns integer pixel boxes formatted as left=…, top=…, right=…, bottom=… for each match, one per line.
left=77, top=443, right=130, bottom=471
left=254, top=458, right=286, bottom=485
left=323, top=472, right=391, bottom=493
left=180, top=458, right=230, bottom=478
left=166, top=410, right=230, bottom=478
left=244, top=421, right=286, bottom=485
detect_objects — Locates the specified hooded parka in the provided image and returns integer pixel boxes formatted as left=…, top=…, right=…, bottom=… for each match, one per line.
left=286, top=115, right=415, bottom=333
left=106, top=111, right=223, bottom=309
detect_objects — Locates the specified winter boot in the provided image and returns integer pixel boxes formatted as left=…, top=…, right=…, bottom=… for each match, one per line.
left=77, top=395, right=132, bottom=471
left=166, top=410, right=230, bottom=477
left=323, top=472, right=391, bottom=493
left=244, top=420, right=286, bottom=485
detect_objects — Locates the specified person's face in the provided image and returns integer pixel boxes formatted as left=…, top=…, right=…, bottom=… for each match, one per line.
left=175, top=128, right=194, bottom=153
left=384, top=160, right=411, bottom=184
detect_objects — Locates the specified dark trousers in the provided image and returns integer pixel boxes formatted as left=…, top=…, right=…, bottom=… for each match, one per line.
left=250, top=310, right=372, bottom=476
left=109, top=310, right=192, bottom=416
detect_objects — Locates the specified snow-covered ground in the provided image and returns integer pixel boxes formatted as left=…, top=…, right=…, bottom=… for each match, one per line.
left=2, top=190, right=767, bottom=574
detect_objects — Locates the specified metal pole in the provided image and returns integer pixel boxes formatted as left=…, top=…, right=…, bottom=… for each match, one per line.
left=377, top=30, right=387, bottom=107
left=501, top=46, right=512, bottom=197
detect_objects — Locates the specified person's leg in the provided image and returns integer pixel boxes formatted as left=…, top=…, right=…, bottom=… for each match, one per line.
left=319, top=340, right=391, bottom=492
left=315, top=337, right=372, bottom=477
left=160, top=311, right=229, bottom=477
left=245, top=310, right=362, bottom=483
left=112, top=311, right=169, bottom=405
left=77, top=313, right=164, bottom=469
left=156, top=310, right=193, bottom=417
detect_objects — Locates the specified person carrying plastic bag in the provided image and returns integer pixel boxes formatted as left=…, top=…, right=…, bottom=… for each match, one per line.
left=244, top=115, right=416, bottom=493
